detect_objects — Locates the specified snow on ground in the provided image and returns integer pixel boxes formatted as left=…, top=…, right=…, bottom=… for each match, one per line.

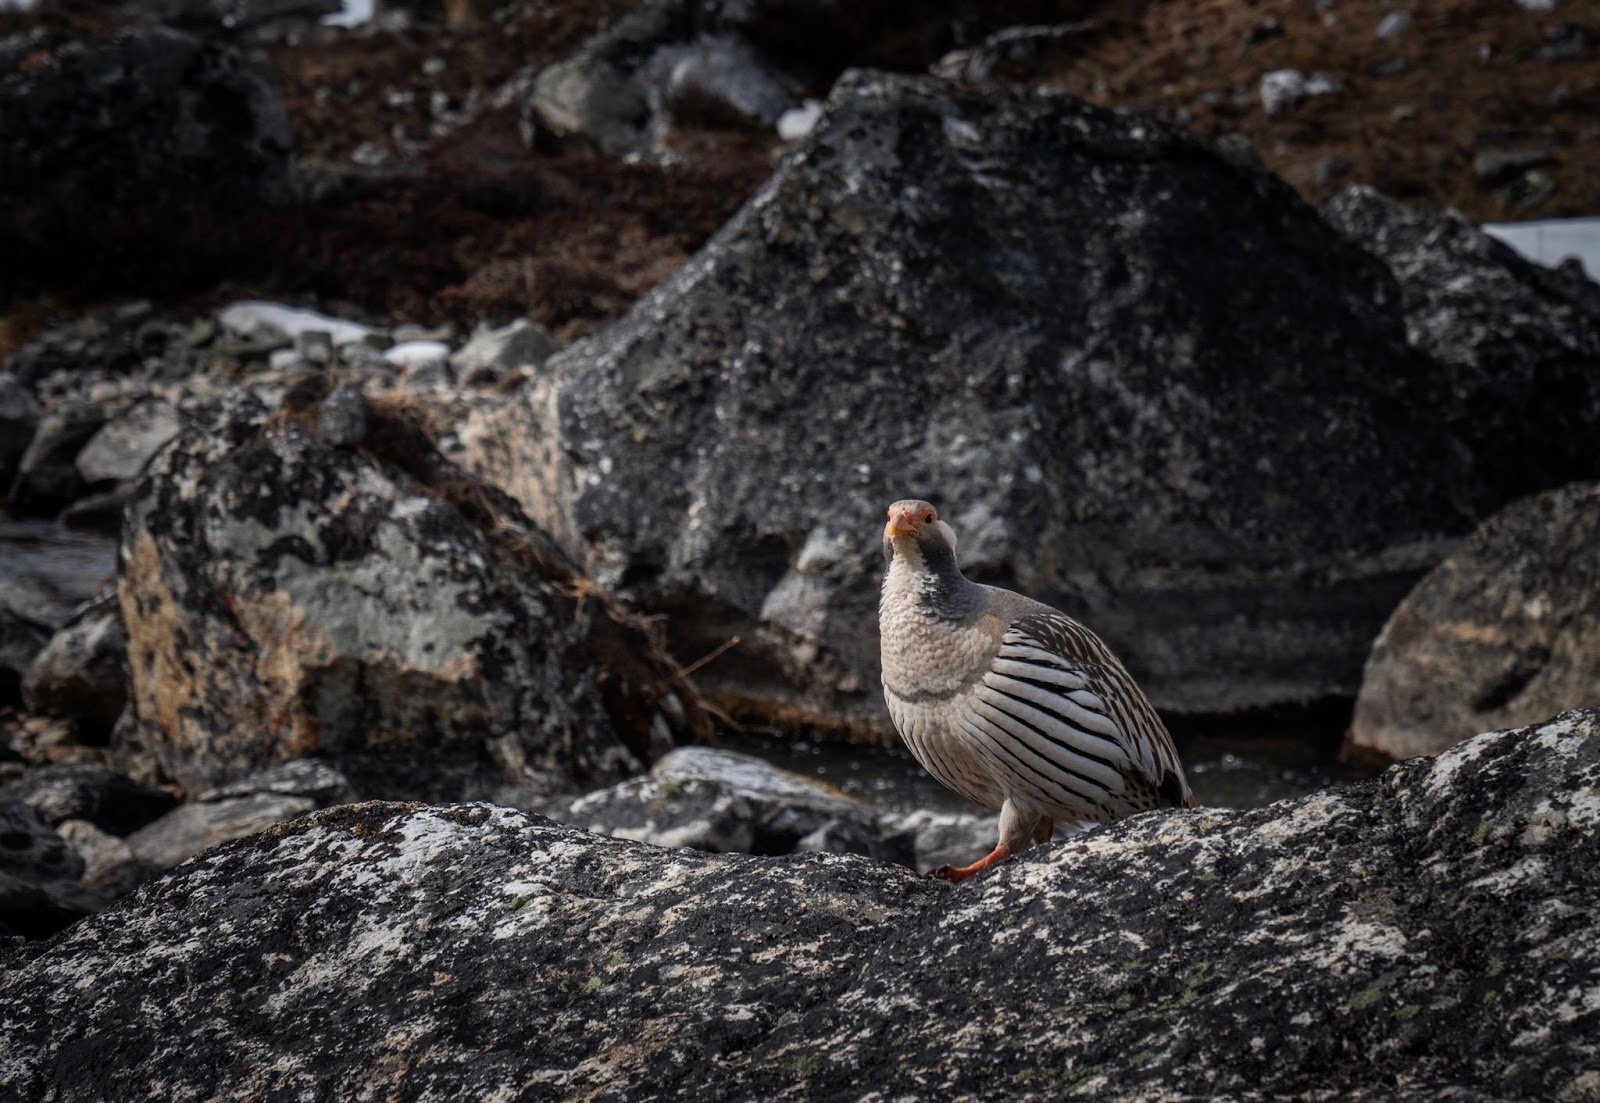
left=1484, top=218, right=1600, bottom=282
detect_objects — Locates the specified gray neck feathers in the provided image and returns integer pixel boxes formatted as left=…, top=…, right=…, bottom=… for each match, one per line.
left=881, top=538, right=982, bottom=620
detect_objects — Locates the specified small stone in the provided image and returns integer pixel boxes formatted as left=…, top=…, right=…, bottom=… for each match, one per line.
left=294, top=329, right=335, bottom=365
left=777, top=99, right=823, bottom=141
left=1539, top=23, right=1590, bottom=60
left=54, top=818, right=144, bottom=896
left=1473, top=148, right=1556, bottom=185
left=449, top=319, right=559, bottom=382
left=1309, top=156, right=1353, bottom=187
left=1246, top=16, right=1284, bottom=44
left=1259, top=70, right=1307, bottom=115
left=1514, top=0, right=1555, bottom=11
left=2, top=764, right=173, bottom=835
left=74, top=399, right=183, bottom=485
left=1377, top=11, right=1412, bottom=38
left=316, top=385, right=369, bottom=447
left=1391, top=104, right=1418, bottom=121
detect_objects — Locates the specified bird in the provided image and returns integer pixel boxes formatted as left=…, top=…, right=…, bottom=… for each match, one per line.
left=878, top=498, right=1195, bottom=882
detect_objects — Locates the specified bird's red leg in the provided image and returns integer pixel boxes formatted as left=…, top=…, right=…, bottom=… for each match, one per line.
left=930, top=844, right=1014, bottom=884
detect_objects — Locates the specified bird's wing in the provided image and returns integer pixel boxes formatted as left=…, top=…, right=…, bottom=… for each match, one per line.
left=953, top=611, right=1191, bottom=817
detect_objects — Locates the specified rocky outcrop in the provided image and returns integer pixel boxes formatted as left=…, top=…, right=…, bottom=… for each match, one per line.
left=1323, top=186, right=1600, bottom=508
left=469, top=73, right=1580, bottom=735
left=120, top=391, right=706, bottom=800
left=4, top=709, right=1598, bottom=1100
left=1349, top=483, right=1600, bottom=761
left=0, top=29, right=295, bottom=299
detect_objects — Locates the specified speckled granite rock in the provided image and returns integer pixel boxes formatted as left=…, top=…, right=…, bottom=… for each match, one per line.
left=1323, top=186, right=1600, bottom=509
left=1349, top=483, right=1600, bottom=761
left=120, top=392, right=704, bottom=800
left=5, top=710, right=1597, bottom=1100
left=469, top=73, right=1576, bottom=737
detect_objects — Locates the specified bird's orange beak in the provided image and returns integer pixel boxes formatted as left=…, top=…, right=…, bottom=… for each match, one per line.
left=885, top=509, right=917, bottom=538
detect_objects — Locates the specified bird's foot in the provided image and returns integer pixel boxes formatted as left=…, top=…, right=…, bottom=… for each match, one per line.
left=929, top=844, right=1013, bottom=884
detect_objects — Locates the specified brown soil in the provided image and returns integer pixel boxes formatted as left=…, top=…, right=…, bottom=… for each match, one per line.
left=1007, top=0, right=1600, bottom=221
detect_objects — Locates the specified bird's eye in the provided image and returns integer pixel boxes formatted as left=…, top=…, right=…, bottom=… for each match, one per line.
left=921, top=511, right=936, bottom=524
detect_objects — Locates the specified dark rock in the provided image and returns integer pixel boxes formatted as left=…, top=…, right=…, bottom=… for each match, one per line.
left=315, top=384, right=369, bottom=447
left=73, top=398, right=183, bottom=485
left=0, top=798, right=100, bottom=938
left=1471, top=148, right=1556, bottom=186
left=1539, top=23, right=1591, bottom=61
left=0, top=610, right=49, bottom=707
left=7, top=403, right=104, bottom=517
left=196, top=757, right=355, bottom=805
left=536, top=745, right=887, bottom=858
left=522, top=0, right=800, bottom=156
left=0, top=30, right=295, bottom=301
left=0, top=521, right=118, bottom=634
left=0, top=375, right=40, bottom=491
left=4, top=710, right=1598, bottom=1098
left=121, top=393, right=704, bottom=799
left=878, top=808, right=997, bottom=873
left=1350, top=483, right=1600, bottom=761
left=0, top=797, right=82, bottom=885
left=1, top=764, right=174, bottom=836
left=21, top=591, right=128, bottom=738
left=468, top=74, right=1526, bottom=735
left=1322, top=185, right=1600, bottom=508
left=57, top=484, right=138, bottom=532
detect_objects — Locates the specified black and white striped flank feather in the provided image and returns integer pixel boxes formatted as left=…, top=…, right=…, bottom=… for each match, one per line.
left=878, top=499, right=1194, bottom=871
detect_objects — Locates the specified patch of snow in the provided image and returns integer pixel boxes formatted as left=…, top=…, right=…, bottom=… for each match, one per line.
left=1483, top=218, right=1600, bottom=281
left=383, top=341, right=451, bottom=368
left=323, top=0, right=373, bottom=27
left=777, top=100, right=824, bottom=142
left=219, top=301, right=372, bottom=347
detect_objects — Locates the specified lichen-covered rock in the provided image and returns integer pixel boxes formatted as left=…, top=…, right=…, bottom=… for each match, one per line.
left=73, top=398, right=183, bottom=485
left=121, top=392, right=703, bottom=800
left=535, top=745, right=893, bottom=858
left=1323, top=186, right=1600, bottom=508
left=1349, top=483, right=1600, bottom=761
left=21, top=591, right=128, bottom=738
left=4, top=710, right=1599, bottom=1099
left=469, top=73, right=1565, bottom=734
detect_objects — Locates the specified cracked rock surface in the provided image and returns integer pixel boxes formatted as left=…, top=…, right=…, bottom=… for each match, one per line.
left=4, top=709, right=1597, bottom=1101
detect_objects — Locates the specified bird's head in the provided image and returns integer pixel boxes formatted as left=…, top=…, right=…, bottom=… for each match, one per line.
left=883, top=499, right=959, bottom=571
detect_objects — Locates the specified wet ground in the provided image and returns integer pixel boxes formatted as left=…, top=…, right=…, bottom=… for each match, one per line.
left=726, top=705, right=1375, bottom=815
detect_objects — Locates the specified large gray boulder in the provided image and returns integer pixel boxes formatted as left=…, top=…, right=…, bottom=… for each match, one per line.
left=469, top=73, right=1576, bottom=735
left=3, top=709, right=1598, bottom=1099
left=1349, top=483, right=1600, bottom=762
left=1322, top=185, right=1600, bottom=507
left=120, top=392, right=706, bottom=801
